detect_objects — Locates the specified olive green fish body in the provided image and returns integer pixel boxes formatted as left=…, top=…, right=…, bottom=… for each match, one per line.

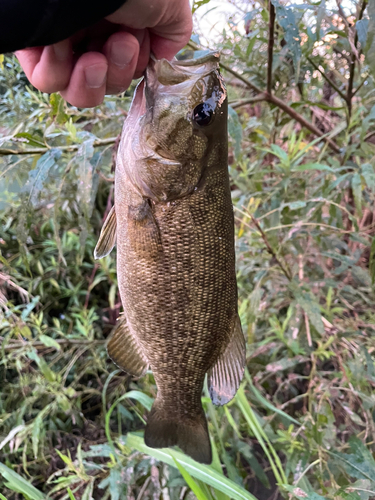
left=95, top=54, right=246, bottom=463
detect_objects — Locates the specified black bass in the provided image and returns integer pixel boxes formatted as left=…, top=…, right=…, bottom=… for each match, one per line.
left=95, top=52, right=246, bottom=464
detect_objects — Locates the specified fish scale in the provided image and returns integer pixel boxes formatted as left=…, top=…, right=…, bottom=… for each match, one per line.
left=94, top=52, right=246, bottom=463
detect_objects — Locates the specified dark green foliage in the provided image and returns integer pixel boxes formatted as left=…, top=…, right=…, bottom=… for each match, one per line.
left=2, top=0, right=375, bottom=498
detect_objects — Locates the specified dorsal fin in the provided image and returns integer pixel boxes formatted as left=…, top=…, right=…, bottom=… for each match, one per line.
left=94, top=206, right=117, bottom=259
left=207, top=314, right=246, bottom=406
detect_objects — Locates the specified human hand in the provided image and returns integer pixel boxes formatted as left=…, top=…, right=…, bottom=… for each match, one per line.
left=15, top=0, right=192, bottom=108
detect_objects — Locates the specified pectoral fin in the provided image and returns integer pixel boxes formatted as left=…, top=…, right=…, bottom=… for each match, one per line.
left=94, top=206, right=117, bottom=259
left=107, top=316, right=149, bottom=377
left=128, top=200, right=161, bottom=256
left=208, top=315, right=246, bottom=406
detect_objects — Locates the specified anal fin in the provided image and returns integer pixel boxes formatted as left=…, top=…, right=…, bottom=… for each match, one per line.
left=208, top=314, right=246, bottom=406
left=94, top=206, right=117, bottom=259
left=107, top=316, right=148, bottom=377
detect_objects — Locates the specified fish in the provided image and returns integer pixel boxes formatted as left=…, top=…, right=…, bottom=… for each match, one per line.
left=94, top=52, right=246, bottom=464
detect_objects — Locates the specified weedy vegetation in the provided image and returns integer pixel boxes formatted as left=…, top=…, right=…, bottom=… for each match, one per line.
left=2, top=0, right=375, bottom=498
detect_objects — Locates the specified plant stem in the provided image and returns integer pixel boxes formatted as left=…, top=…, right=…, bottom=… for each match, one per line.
left=265, top=94, right=341, bottom=153
left=219, top=60, right=263, bottom=95
left=347, top=0, right=368, bottom=121
left=307, top=57, right=346, bottom=101
left=0, top=137, right=117, bottom=156
left=230, top=95, right=267, bottom=109
left=249, top=213, right=293, bottom=281
left=1, top=337, right=105, bottom=350
left=267, top=1, right=276, bottom=95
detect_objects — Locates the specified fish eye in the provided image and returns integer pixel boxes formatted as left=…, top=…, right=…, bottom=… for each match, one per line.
left=193, top=102, right=214, bottom=126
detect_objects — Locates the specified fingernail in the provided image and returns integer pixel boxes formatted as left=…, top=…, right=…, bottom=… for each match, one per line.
left=53, top=41, right=70, bottom=61
left=110, top=41, right=134, bottom=68
left=85, top=63, right=107, bottom=88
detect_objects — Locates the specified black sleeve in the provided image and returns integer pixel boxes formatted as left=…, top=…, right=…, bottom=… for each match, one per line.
left=0, top=0, right=127, bottom=54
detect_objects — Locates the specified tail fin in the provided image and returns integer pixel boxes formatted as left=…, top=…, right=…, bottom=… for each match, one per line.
left=144, top=398, right=212, bottom=464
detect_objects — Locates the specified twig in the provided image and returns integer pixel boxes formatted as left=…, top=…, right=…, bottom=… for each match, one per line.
left=230, top=95, right=267, bottom=109
left=347, top=0, right=368, bottom=120
left=353, top=74, right=368, bottom=96
left=307, top=57, right=346, bottom=101
left=267, top=1, right=276, bottom=94
left=219, top=60, right=264, bottom=94
left=298, top=254, right=312, bottom=347
left=266, top=94, right=341, bottom=153
left=365, top=130, right=375, bottom=142
left=0, top=137, right=117, bottom=156
left=1, top=337, right=106, bottom=351
left=249, top=213, right=293, bottom=281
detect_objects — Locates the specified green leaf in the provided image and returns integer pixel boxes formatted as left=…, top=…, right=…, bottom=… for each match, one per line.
left=98, top=467, right=124, bottom=500
left=361, top=163, right=375, bottom=191
left=39, top=335, right=61, bottom=350
left=173, top=458, right=210, bottom=500
left=32, top=413, right=43, bottom=459
left=0, top=462, right=45, bottom=500
left=192, top=0, right=211, bottom=14
left=272, top=0, right=301, bottom=80
left=27, top=348, right=56, bottom=382
left=67, top=489, right=77, bottom=500
left=21, top=150, right=61, bottom=206
left=49, top=93, right=68, bottom=124
left=284, top=485, right=327, bottom=499
left=357, top=18, right=369, bottom=48
left=14, top=133, right=45, bottom=148
left=21, top=295, right=40, bottom=321
left=293, top=163, right=334, bottom=172
left=316, top=0, right=326, bottom=40
left=126, top=433, right=258, bottom=500
left=330, top=437, right=375, bottom=482
left=290, top=282, right=324, bottom=335
left=228, top=106, right=243, bottom=160
left=105, top=390, right=154, bottom=450
left=352, top=172, right=363, bottom=217
left=246, top=373, right=301, bottom=426
left=365, top=0, right=375, bottom=77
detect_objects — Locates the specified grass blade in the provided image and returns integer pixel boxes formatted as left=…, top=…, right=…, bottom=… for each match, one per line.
left=236, top=386, right=287, bottom=485
left=0, top=462, right=45, bottom=500
left=127, top=433, right=259, bottom=500
left=67, top=488, right=77, bottom=500
left=173, top=458, right=210, bottom=500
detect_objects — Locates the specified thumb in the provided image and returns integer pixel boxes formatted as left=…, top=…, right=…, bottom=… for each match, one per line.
left=106, top=0, right=192, bottom=61
left=150, top=2, right=193, bottom=60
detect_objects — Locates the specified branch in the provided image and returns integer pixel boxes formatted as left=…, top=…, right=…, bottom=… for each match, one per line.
left=267, top=1, right=276, bottom=94
left=347, top=0, right=368, bottom=120
left=219, top=60, right=264, bottom=94
left=353, top=73, right=368, bottom=96
left=0, top=136, right=117, bottom=157
left=364, top=130, right=375, bottom=142
left=230, top=95, right=267, bottom=109
left=249, top=213, right=293, bottom=281
left=307, top=57, right=346, bottom=101
left=1, top=337, right=106, bottom=351
left=266, top=94, right=341, bottom=153
left=187, top=40, right=341, bottom=154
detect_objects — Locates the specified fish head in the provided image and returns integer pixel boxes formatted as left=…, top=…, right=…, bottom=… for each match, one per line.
left=143, top=52, right=227, bottom=164
left=119, top=52, right=227, bottom=201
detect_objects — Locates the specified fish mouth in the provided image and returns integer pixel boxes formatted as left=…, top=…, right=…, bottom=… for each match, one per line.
left=146, top=51, right=221, bottom=87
